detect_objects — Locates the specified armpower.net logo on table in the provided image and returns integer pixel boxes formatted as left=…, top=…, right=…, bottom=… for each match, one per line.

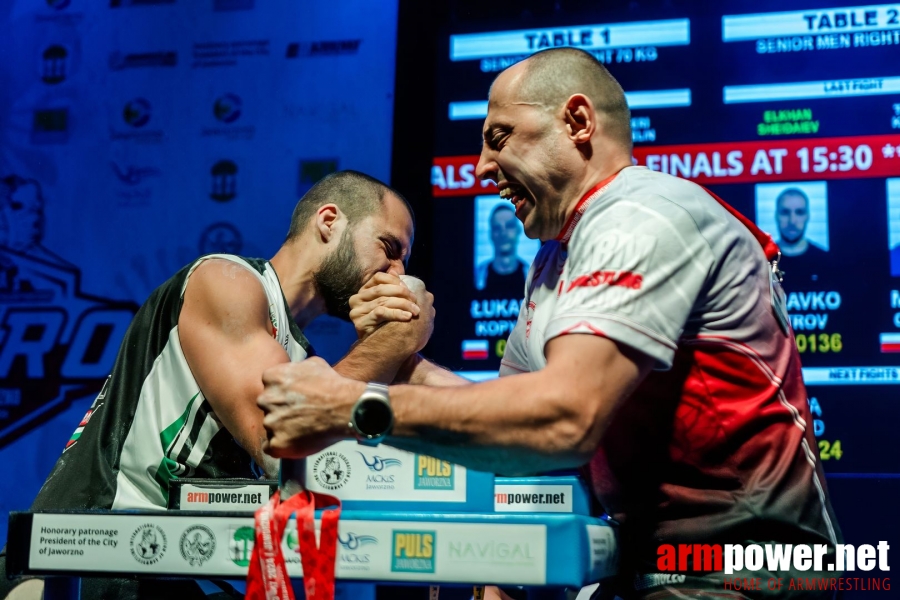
left=184, top=491, right=265, bottom=507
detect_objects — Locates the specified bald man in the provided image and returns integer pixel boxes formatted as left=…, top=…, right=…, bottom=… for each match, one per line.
left=256, top=50, right=841, bottom=599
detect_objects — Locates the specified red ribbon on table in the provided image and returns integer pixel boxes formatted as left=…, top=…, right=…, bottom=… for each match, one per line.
left=246, top=489, right=341, bottom=600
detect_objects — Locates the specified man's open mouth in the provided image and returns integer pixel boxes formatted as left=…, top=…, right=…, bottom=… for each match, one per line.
left=499, top=184, right=529, bottom=214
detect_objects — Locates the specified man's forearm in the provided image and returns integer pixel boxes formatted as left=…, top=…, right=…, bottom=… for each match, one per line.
left=386, top=371, right=593, bottom=475
left=395, top=354, right=471, bottom=387
left=333, top=322, right=415, bottom=384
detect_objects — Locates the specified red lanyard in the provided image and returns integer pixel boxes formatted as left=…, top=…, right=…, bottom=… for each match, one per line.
left=246, top=490, right=341, bottom=600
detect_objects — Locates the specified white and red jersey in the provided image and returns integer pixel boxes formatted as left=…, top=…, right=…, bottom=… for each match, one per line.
left=500, top=166, right=840, bottom=575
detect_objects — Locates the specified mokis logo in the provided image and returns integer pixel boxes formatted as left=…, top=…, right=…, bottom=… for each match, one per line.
left=361, top=454, right=400, bottom=488
left=339, top=533, right=377, bottom=569
left=391, top=530, right=435, bottom=573
left=359, top=452, right=402, bottom=471
left=339, top=532, right=378, bottom=550
left=414, top=455, right=454, bottom=490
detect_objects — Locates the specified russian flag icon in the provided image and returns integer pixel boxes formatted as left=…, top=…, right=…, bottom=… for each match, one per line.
left=462, top=339, right=489, bottom=360
left=880, top=333, right=900, bottom=353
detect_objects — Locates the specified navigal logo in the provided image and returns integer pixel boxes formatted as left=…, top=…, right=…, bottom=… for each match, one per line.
left=448, top=540, right=536, bottom=564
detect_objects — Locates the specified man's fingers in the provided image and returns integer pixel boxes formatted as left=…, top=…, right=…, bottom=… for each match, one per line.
left=351, top=283, right=417, bottom=306
left=350, top=297, right=418, bottom=322
left=359, top=272, right=404, bottom=291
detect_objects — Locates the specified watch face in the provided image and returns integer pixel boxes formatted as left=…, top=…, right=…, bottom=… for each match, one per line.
left=356, top=398, right=392, bottom=437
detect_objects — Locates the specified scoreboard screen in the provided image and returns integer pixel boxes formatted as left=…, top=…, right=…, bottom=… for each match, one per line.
left=426, top=1, right=900, bottom=475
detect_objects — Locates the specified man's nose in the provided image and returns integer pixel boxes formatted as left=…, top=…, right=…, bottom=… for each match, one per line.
left=387, top=260, right=405, bottom=277
left=475, top=148, right=498, bottom=183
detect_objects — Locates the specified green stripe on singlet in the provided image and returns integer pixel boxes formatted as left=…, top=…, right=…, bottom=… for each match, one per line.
left=153, top=391, right=200, bottom=503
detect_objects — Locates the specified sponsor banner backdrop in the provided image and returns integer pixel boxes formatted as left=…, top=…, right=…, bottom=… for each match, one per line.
left=0, top=0, right=399, bottom=544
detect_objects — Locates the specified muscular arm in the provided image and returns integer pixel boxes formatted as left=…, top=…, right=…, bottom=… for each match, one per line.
left=260, top=333, right=655, bottom=475
left=385, top=334, right=654, bottom=474
left=335, top=273, right=437, bottom=384
left=394, top=353, right=471, bottom=387
left=178, top=259, right=288, bottom=478
left=331, top=323, right=423, bottom=384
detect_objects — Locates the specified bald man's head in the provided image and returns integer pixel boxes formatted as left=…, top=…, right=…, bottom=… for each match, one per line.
left=498, top=48, right=632, bottom=152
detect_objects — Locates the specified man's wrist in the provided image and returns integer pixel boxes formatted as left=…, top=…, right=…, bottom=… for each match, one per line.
left=335, top=379, right=367, bottom=437
left=348, top=382, right=393, bottom=445
left=394, top=353, right=423, bottom=383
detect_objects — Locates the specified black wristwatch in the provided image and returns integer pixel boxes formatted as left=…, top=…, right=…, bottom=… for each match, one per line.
left=349, top=383, right=393, bottom=446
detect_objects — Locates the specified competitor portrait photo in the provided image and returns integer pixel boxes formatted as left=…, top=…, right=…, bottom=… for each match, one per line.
left=755, top=181, right=830, bottom=280
left=755, top=181, right=830, bottom=258
left=473, top=195, right=540, bottom=297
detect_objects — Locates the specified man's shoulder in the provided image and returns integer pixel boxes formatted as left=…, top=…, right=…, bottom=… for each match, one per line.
left=182, top=256, right=271, bottom=316
left=591, top=167, right=717, bottom=226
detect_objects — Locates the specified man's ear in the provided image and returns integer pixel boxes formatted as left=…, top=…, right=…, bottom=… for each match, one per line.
left=564, top=93, right=596, bottom=144
left=314, top=204, right=341, bottom=243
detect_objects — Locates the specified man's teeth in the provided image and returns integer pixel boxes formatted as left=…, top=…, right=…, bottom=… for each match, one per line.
left=499, top=188, right=513, bottom=199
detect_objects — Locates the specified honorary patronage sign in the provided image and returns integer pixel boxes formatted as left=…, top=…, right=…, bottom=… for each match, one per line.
left=25, top=513, right=565, bottom=585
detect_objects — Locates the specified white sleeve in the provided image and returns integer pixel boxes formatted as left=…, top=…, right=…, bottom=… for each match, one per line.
left=544, top=197, right=713, bottom=370
left=499, top=282, right=531, bottom=377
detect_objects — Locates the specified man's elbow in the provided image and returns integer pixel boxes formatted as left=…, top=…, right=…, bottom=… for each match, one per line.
left=545, top=406, right=603, bottom=468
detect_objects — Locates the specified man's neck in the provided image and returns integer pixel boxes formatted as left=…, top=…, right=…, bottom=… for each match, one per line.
left=561, top=157, right=633, bottom=231
left=269, top=240, right=326, bottom=329
left=491, top=254, right=520, bottom=275
left=779, top=237, right=809, bottom=257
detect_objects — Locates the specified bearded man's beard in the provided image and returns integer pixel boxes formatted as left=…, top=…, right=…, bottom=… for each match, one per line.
left=312, top=228, right=366, bottom=321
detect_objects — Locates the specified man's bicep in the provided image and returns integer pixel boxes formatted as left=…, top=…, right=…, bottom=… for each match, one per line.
left=178, top=262, right=289, bottom=472
left=543, top=333, right=654, bottom=438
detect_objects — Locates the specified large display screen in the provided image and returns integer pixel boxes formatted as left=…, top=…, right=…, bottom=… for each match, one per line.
left=428, top=1, right=900, bottom=475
